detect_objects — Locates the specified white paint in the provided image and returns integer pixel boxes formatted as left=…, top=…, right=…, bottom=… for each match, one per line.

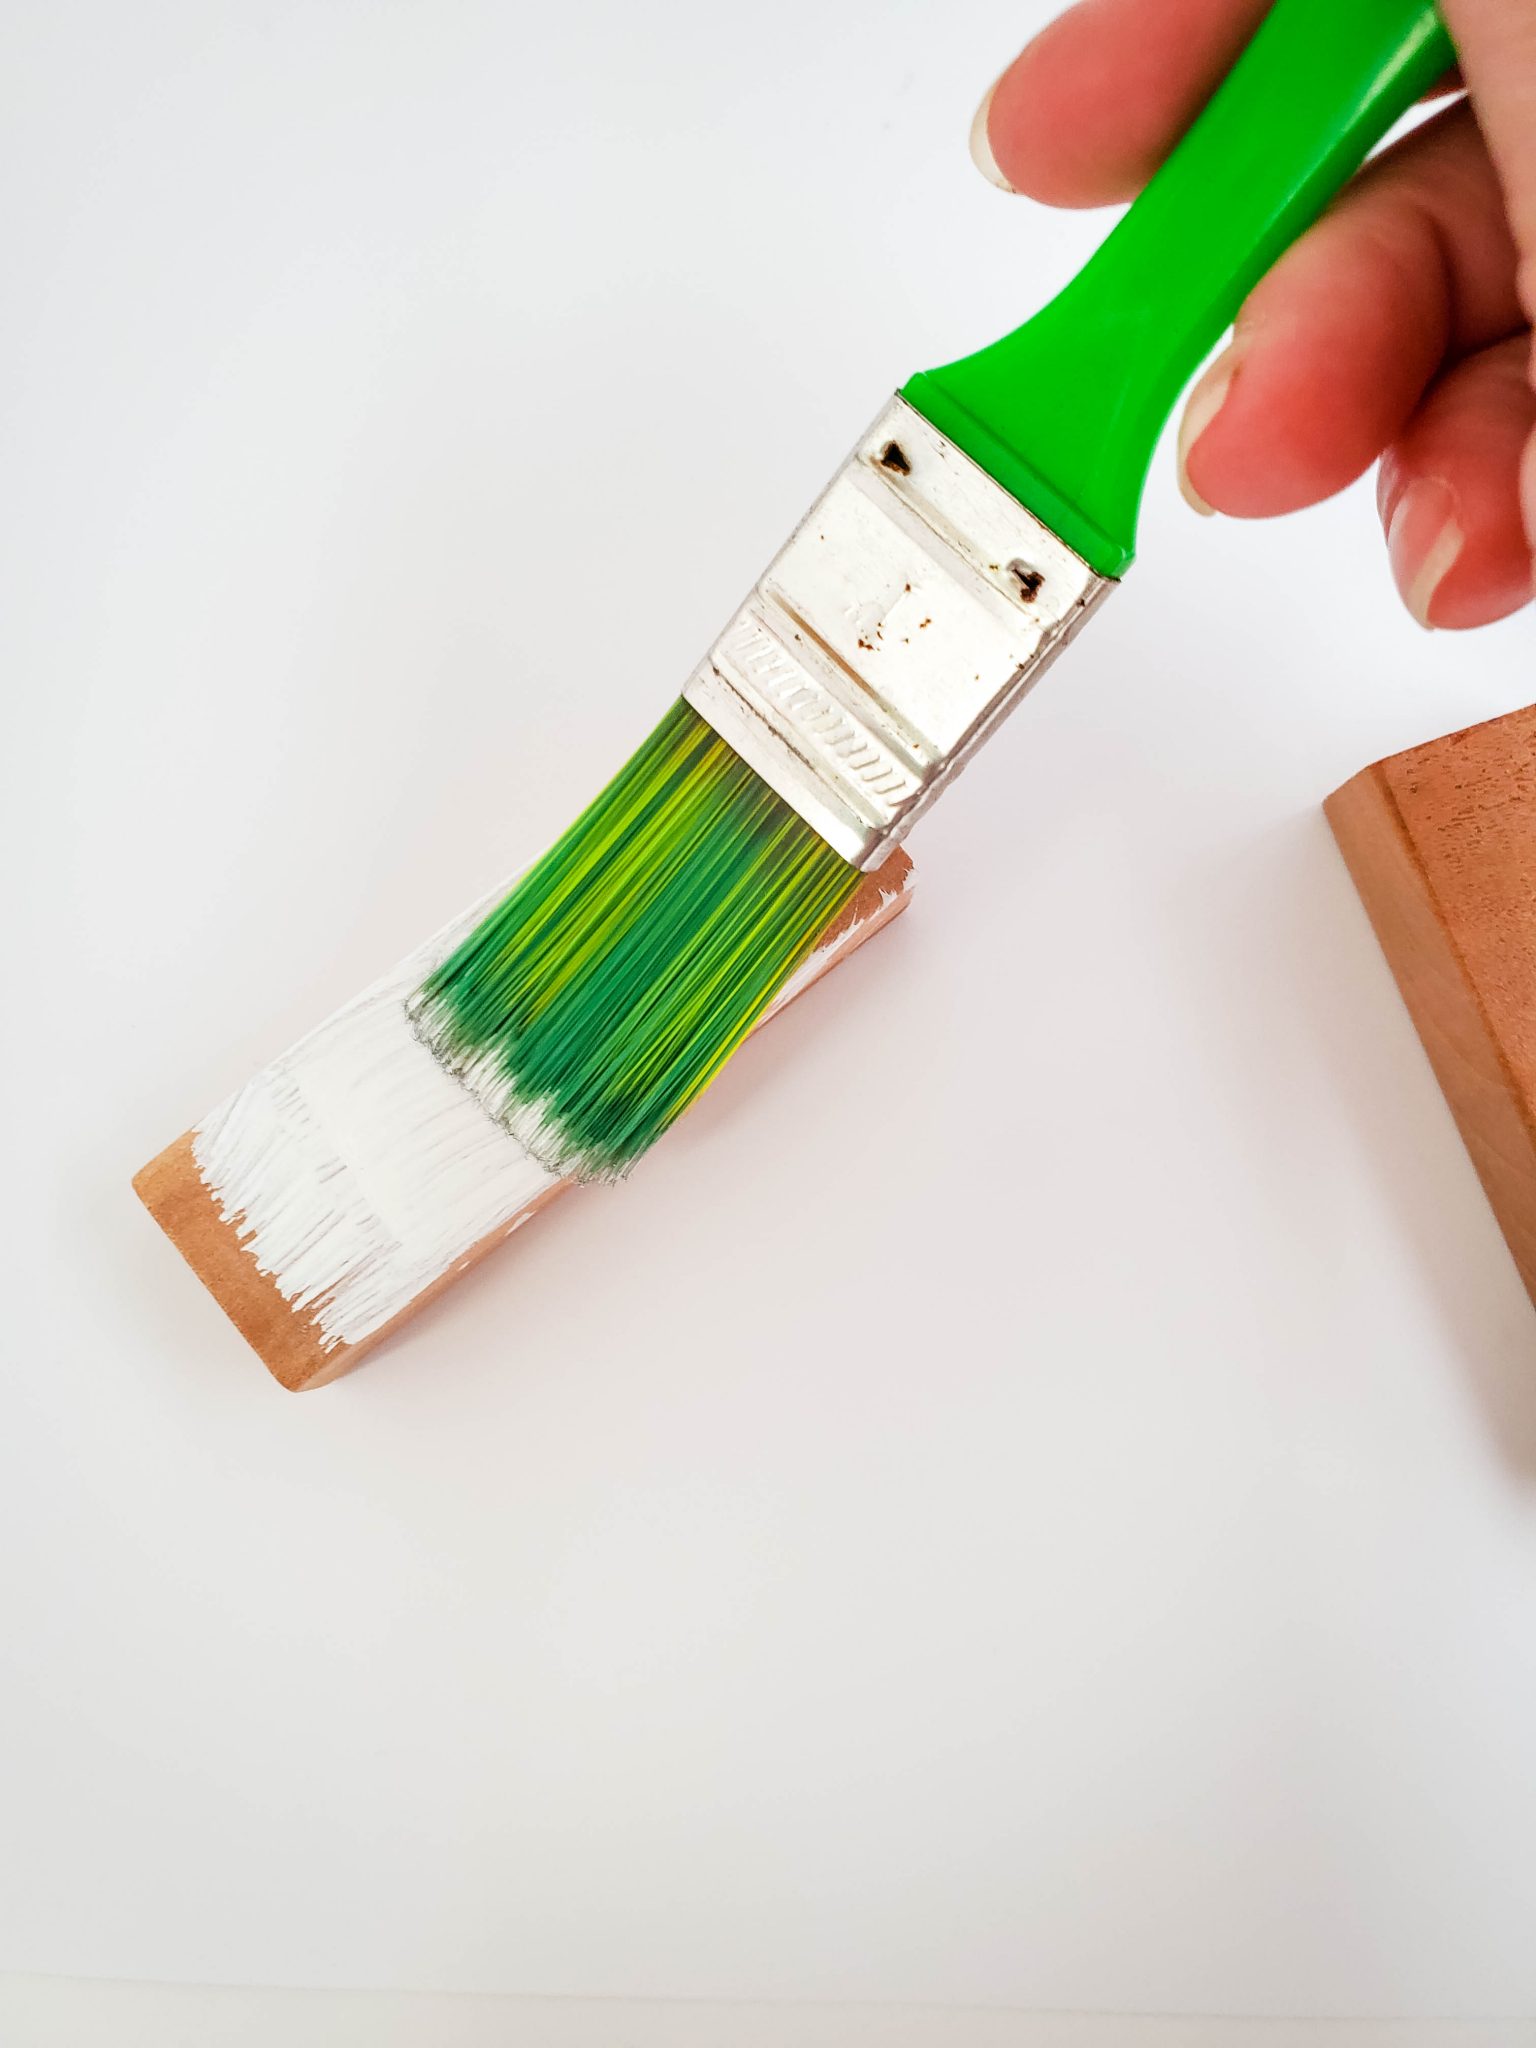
left=193, top=886, right=558, bottom=1350
left=191, top=867, right=905, bottom=1351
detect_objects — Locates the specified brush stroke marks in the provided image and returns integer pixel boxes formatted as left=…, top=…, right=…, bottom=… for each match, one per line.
left=189, top=858, right=912, bottom=1355
left=193, top=889, right=558, bottom=1351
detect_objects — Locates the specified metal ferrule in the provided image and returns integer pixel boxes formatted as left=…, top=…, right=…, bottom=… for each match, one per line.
left=683, top=395, right=1114, bottom=870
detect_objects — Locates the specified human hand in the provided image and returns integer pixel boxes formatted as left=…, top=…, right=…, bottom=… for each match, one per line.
left=970, top=0, right=1536, bottom=628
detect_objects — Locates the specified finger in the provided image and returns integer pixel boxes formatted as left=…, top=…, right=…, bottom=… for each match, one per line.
left=973, top=0, right=1271, bottom=206
left=1441, top=0, right=1536, bottom=319
left=1378, top=335, right=1536, bottom=630
left=1178, top=102, right=1523, bottom=518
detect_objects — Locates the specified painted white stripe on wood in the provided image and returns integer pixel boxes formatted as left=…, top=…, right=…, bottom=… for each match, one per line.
left=190, top=863, right=908, bottom=1353
left=193, top=888, right=555, bottom=1350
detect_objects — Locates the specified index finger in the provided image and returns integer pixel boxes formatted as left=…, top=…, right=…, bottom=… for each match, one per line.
left=1441, top=0, right=1536, bottom=313
left=977, top=0, right=1273, bottom=206
left=978, top=0, right=1461, bottom=207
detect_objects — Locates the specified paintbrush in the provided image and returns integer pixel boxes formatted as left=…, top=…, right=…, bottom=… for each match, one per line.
left=138, top=0, right=1452, bottom=1382
left=405, top=0, right=1452, bottom=1184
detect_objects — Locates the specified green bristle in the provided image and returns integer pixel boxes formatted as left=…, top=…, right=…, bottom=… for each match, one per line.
left=408, top=700, right=862, bottom=1180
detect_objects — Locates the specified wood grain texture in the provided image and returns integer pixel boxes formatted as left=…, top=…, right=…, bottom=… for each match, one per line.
left=135, top=851, right=913, bottom=1391
left=1326, top=702, right=1536, bottom=1310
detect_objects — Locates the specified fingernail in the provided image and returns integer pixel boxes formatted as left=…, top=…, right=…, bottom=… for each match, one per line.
left=969, top=81, right=1014, bottom=192
left=1176, top=354, right=1238, bottom=517
left=1386, top=477, right=1462, bottom=630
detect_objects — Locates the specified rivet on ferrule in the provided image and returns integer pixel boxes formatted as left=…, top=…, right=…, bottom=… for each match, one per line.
left=683, top=394, right=1115, bottom=869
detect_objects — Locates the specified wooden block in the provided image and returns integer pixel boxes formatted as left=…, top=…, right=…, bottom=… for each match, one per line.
left=136, top=853, right=913, bottom=1390
left=1325, top=702, right=1536, bottom=1309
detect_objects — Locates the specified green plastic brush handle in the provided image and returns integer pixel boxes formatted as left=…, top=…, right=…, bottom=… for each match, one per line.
left=901, top=0, right=1454, bottom=580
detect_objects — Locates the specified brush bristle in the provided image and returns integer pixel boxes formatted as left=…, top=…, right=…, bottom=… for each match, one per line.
left=407, top=701, right=862, bottom=1180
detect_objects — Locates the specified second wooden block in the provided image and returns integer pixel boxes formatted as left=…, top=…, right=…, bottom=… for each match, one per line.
left=1326, top=701, right=1536, bottom=1312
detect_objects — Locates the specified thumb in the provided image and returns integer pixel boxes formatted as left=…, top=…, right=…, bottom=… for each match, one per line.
left=1440, top=0, right=1536, bottom=550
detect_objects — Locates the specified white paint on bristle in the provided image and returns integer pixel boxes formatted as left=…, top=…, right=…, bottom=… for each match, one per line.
left=403, top=985, right=590, bottom=1182
left=193, top=888, right=557, bottom=1352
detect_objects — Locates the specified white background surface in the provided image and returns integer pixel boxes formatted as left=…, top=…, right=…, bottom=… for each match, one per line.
left=3, top=0, right=1535, bottom=2037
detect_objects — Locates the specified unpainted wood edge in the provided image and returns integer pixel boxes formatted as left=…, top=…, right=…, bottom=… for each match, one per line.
left=133, top=1135, right=339, bottom=1392
left=135, top=850, right=915, bottom=1392
left=1325, top=764, right=1536, bottom=1309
